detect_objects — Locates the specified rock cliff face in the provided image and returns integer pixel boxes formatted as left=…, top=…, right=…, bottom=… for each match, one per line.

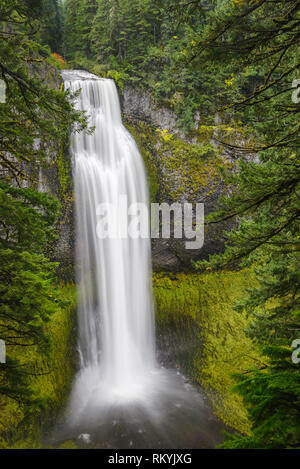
left=21, top=66, right=75, bottom=280
left=122, top=84, right=234, bottom=272
left=122, top=84, right=179, bottom=133
left=37, top=144, right=74, bottom=281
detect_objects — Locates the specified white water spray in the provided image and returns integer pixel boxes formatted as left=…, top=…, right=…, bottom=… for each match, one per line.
left=63, top=70, right=155, bottom=411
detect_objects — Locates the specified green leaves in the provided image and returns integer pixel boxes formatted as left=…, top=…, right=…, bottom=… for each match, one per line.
left=186, top=0, right=300, bottom=449
left=0, top=181, right=60, bottom=251
left=0, top=0, right=85, bottom=418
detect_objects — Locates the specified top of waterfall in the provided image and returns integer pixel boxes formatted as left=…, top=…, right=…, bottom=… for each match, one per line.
left=61, top=70, right=106, bottom=82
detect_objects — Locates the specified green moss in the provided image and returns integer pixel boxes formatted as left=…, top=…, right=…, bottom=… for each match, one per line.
left=154, top=269, right=262, bottom=435
left=124, top=118, right=233, bottom=204
left=157, top=131, right=228, bottom=202
left=57, top=143, right=73, bottom=201
left=57, top=440, right=78, bottom=449
left=125, top=120, right=160, bottom=202
left=0, top=285, right=76, bottom=449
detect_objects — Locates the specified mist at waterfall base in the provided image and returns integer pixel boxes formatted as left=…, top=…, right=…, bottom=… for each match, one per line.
left=54, top=71, right=224, bottom=449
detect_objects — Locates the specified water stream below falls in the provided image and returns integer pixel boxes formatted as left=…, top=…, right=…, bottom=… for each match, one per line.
left=53, top=70, right=225, bottom=449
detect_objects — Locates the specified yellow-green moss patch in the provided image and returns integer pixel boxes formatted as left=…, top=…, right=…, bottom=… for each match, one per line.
left=154, top=270, right=261, bottom=435
left=125, top=120, right=160, bottom=202
left=0, top=285, right=76, bottom=449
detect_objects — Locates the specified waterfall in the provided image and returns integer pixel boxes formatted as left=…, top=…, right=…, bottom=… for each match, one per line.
left=58, top=71, right=224, bottom=448
left=63, top=70, right=155, bottom=409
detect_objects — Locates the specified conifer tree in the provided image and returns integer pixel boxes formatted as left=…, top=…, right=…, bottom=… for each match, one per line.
left=39, top=0, right=63, bottom=53
left=183, top=0, right=300, bottom=448
left=0, top=0, right=86, bottom=408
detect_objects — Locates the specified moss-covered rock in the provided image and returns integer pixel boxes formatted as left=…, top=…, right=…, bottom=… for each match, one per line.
left=125, top=120, right=160, bottom=203
left=0, top=286, right=77, bottom=449
left=154, top=269, right=262, bottom=435
left=124, top=115, right=235, bottom=271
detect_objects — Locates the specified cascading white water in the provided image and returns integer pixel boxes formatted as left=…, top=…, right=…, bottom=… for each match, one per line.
left=57, top=71, right=224, bottom=448
left=62, top=70, right=156, bottom=408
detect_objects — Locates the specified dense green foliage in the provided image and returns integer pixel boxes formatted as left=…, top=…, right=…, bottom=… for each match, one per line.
left=39, top=0, right=63, bottom=54
left=0, top=0, right=86, bottom=423
left=62, top=0, right=246, bottom=131
left=0, top=182, right=61, bottom=402
left=0, top=286, right=76, bottom=448
left=186, top=0, right=300, bottom=448
left=63, top=0, right=171, bottom=65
